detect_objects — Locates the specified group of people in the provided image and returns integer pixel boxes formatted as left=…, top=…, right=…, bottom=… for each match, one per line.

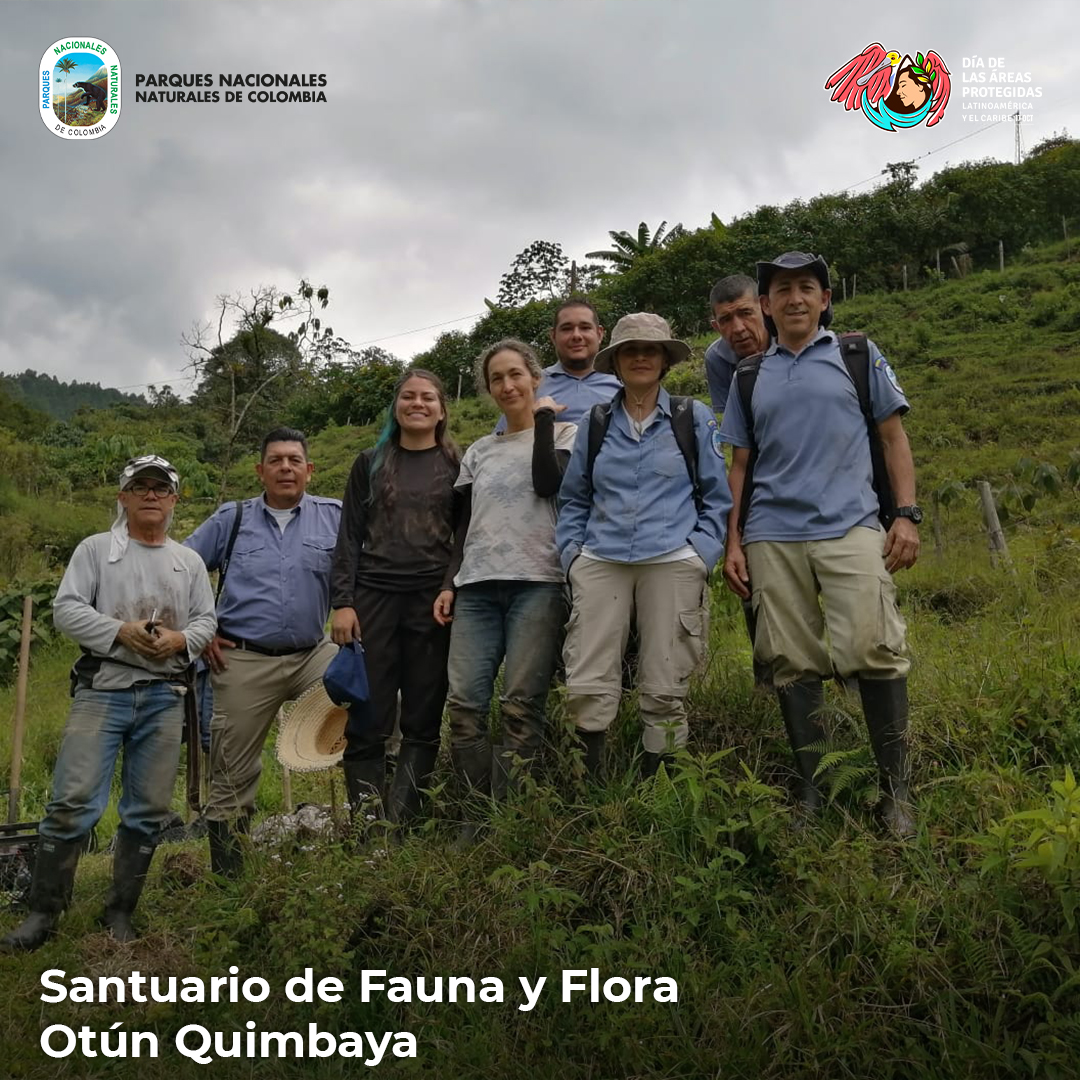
left=2, top=250, right=920, bottom=954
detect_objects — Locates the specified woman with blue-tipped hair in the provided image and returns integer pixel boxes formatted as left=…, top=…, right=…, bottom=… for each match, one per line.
left=329, top=369, right=461, bottom=832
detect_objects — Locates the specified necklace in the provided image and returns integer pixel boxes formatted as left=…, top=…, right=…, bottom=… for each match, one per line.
left=624, top=389, right=658, bottom=439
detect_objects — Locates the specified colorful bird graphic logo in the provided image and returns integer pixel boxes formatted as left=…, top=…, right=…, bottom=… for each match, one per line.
left=825, top=42, right=951, bottom=130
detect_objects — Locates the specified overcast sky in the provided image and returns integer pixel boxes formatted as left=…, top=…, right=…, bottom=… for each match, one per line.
left=3, top=0, right=1074, bottom=396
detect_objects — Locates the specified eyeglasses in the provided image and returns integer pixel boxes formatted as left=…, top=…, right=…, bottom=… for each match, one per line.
left=126, top=482, right=175, bottom=498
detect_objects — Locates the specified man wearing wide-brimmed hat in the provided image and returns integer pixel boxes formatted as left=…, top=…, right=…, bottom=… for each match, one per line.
left=557, top=313, right=732, bottom=779
left=1, top=455, right=217, bottom=952
left=719, top=252, right=920, bottom=836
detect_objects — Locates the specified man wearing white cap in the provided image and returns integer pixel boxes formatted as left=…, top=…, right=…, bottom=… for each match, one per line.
left=1, top=456, right=217, bottom=952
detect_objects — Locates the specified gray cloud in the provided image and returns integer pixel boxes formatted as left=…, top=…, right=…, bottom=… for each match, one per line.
left=1, top=0, right=1073, bottom=392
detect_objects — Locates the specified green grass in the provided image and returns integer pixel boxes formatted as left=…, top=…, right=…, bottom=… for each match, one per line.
left=2, top=247, right=1080, bottom=1077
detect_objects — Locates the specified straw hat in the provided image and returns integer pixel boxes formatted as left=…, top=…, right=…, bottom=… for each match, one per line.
left=275, top=682, right=349, bottom=772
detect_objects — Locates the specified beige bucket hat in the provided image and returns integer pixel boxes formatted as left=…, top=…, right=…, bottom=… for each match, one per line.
left=275, top=682, right=349, bottom=773
left=593, top=312, right=692, bottom=374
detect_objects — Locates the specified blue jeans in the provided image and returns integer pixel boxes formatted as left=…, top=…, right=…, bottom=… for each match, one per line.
left=446, top=581, right=566, bottom=756
left=40, top=683, right=185, bottom=842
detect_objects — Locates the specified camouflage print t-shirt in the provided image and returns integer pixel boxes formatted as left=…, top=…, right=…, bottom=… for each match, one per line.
left=454, top=423, right=577, bottom=587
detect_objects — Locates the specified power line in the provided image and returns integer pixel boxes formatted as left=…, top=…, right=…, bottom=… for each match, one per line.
left=837, top=119, right=1002, bottom=194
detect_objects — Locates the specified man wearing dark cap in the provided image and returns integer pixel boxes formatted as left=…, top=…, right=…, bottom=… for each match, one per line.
left=704, top=273, right=771, bottom=415
left=1, top=456, right=217, bottom=952
left=719, top=253, right=920, bottom=836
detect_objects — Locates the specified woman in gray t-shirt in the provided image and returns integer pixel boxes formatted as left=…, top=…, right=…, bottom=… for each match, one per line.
left=434, top=339, right=576, bottom=832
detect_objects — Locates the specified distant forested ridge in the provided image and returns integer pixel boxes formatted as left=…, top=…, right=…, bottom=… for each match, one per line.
left=0, top=369, right=147, bottom=420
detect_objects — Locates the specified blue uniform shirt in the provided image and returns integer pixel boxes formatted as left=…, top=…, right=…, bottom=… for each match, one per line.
left=184, top=492, right=342, bottom=649
left=494, top=362, right=621, bottom=432
left=719, top=331, right=909, bottom=545
left=557, top=388, right=732, bottom=573
left=704, top=336, right=739, bottom=414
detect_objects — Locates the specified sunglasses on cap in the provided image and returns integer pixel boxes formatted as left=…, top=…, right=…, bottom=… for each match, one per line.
left=119, top=454, right=180, bottom=492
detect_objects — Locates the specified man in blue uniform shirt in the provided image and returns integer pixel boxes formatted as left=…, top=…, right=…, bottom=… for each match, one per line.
left=719, top=253, right=920, bottom=836
left=495, top=299, right=620, bottom=432
left=185, top=427, right=342, bottom=875
left=704, top=273, right=770, bottom=415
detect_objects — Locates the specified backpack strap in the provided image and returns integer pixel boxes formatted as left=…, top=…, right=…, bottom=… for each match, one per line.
left=215, top=498, right=245, bottom=602
left=836, top=332, right=896, bottom=528
left=667, top=395, right=703, bottom=513
left=585, top=397, right=617, bottom=494
left=586, top=391, right=702, bottom=512
left=733, top=352, right=765, bottom=531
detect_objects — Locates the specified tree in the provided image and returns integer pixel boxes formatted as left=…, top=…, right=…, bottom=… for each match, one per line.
left=183, top=280, right=334, bottom=499
left=494, top=241, right=604, bottom=308
left=55, top=58, right=77, bottom=123
left=410, top=330, right=475, bottom=400
left=496, top=240, right=569, bottom=307
left=586, top=221, right=685, bottom=271
left=288, top=346, right=404, bottom=432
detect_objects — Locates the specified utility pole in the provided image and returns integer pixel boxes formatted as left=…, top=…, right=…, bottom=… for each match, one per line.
left=1013, top=110, right=1023, bottom=165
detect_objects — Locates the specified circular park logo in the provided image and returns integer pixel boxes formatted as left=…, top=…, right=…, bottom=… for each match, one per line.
left=40, top=38, right=121, bottom=140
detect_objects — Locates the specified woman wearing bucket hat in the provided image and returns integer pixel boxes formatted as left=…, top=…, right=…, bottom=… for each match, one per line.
left=556, top=313, right=732, bottom=778
left=433, top=338, right=577, bottom=833
left=329, top=368, right=460, bottom=833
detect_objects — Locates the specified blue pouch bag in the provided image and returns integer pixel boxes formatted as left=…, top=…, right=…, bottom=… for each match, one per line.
left=322, top=641, right=371, bottom=707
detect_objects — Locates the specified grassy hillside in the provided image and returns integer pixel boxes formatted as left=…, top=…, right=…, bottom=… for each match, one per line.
left=2, top=247, right=1080, bottom=1078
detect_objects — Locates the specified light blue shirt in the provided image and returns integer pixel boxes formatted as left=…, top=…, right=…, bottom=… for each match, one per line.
left=557, top=388, right=732, bottom=573
left=494, top=362, right=621, bottom=432
left=184, top=492, right=342, bottom=649
left=704, top=336, right=739, bottom=414
left=718, top=331, right=909, bottom=544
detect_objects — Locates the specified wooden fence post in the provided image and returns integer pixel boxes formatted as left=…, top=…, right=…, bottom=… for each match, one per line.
left=7, top=597, right=33, bottom=823
left=999, top=239, right=1004, bottom=273
left=852, top=273, right=857, bottom=299
left=903, top=264, right=908, bottom=291
left=976, top=481, right=1013, bottom=569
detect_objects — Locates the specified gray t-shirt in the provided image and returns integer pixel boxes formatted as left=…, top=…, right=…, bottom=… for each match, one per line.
left=53, top=532, right=218, bottom=690
left=454, top=423, right=577, bottom=586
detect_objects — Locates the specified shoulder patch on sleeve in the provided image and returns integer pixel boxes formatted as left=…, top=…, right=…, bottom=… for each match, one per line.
left=708, top=418, right=724, bottom=457
left=874, top=355, right=903, bottom=392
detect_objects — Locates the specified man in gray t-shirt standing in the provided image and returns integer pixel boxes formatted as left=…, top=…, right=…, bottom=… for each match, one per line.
left=1, top=455, right=216, bottom=953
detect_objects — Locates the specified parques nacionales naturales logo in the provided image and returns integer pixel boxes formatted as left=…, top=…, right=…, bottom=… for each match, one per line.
left=824, top=42, right=951, bottom=131
left=40, top=37, right=121, bottom=140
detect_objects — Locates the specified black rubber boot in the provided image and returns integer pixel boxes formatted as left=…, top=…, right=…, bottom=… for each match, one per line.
left=1, top=835, right=84, bottom=953
left=207, top=817, right=247, bottom=880
left=386, top=743, right=439, bottom=830
left=577, top=730, right=606, bottom=783
left=776, top=677, right=826, bottom=814
left=452, top=741, right=490, bottom=845
left=859, top=677, right=915, bottom=839
left=101, top=828, right=156, bottom=942
left=640, top=750, right=674, bottom=779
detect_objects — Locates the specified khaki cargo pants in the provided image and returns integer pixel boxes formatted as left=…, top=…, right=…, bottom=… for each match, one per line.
left=563, top=554, right=710, bottom=753
left=745, top=526, right=909, bottom=687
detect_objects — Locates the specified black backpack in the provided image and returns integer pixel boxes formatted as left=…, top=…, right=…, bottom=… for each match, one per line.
left=585, top=391, right=702, bottom=512
left=733, top=332, right=895, bottom=530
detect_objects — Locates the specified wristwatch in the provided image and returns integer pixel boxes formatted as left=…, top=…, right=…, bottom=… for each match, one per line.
left=893, top=505, right=924, bottom=525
